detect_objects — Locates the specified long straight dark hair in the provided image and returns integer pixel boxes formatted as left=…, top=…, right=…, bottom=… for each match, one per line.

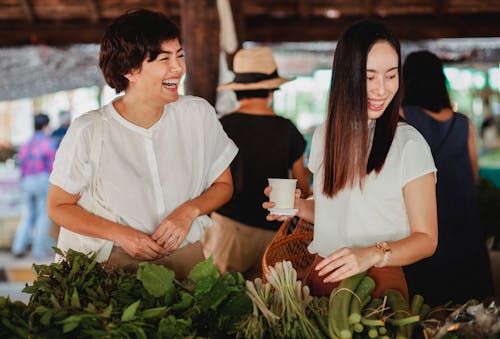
left=323, top=19, right=402, bottom=197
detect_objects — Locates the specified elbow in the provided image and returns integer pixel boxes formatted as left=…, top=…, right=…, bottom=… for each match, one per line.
left=426, top=236, right=438, bottom=258
left=222, top=181, right=233, bottom=205
left=46, top=199, right=56, bottom=224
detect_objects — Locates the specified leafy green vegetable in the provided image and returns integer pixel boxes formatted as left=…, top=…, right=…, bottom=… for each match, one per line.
left=136, top=262, right=175, bottom=298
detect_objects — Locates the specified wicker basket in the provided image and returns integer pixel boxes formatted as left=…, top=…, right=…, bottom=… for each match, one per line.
left=262, top=217, right=315, bottom=282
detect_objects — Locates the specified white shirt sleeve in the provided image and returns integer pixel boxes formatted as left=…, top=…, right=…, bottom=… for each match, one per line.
left=308, top=123, right=325, bottom=174
left=201, top=102, right=238, bottom=186
left=399, top=126, right=437, bottom=186
left=49, top=112, right=95, bottom=194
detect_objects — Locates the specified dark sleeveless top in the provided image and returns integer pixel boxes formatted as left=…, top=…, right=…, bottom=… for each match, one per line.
left=216, top=113, right=306, bottom=231
left=403, top=105, right=493, bottom=306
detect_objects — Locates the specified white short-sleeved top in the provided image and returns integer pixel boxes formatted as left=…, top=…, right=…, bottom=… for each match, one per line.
left=307, top=122, right=436, bottom=258
left=50, top=95, right=238, bottom=246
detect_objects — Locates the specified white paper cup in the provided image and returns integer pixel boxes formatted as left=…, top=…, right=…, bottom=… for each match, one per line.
left=268, top=178, right=297, bottom=209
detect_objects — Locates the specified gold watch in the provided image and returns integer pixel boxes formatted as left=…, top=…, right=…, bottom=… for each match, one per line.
left=374, top=241, right=391, bottom=267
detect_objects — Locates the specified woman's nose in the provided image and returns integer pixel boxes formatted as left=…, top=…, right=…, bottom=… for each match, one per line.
left=170, top=60, right=182, bottom=73
left=373, top=78, right=386, bottom=96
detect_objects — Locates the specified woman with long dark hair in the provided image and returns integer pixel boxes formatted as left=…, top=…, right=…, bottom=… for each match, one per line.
left=265, top=19, right=438, bottom=299
left=402, top=50, right=493, bottom=306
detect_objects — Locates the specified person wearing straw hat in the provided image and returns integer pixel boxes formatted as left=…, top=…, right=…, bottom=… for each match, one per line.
left=202, top=47, right=310, bottom=280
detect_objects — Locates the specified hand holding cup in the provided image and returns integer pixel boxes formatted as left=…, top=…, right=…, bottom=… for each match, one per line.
left=263, top=178, right=301, bottom=220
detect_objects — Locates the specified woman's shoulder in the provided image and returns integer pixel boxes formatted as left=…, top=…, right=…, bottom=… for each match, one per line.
left=394, top=122, right=429, bottom=148
left=66, top=106, right=110, bottom=140
left=172, top=95, right=213, bottom=110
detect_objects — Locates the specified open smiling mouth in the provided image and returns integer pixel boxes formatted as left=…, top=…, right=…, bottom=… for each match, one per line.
left=162, top=80, right=178, bottom=89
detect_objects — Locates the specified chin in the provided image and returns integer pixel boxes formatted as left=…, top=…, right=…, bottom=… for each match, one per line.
left=368, top=110, right=384, bottom=120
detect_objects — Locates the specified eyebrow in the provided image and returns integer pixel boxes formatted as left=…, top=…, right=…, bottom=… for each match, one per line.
left=367, top=66, right=398, bottom=73
left=158, top=48, right=183, bottom=55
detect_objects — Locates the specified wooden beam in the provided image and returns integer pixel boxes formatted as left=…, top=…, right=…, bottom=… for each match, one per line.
left=0, top=18, right=180, bottom=46
left=156, top=0, right=168, bottom=15
left=245, top=14, right=500, bottom=42
left=85, top=0, right=100, bottom=23
left=434, top=0, right=447, bottom=17
left=297, top=0, right=311, bottom=19
left=364, top=0, right=373, bottom=17
left=17, top=0, right=34, bottom=22
left=1, top=13, right=500, bottom=47
left=180, top=0, right=219, bottom=106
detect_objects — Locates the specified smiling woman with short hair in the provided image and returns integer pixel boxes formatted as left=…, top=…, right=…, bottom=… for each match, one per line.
left=47, top=9, right=238, bottom=281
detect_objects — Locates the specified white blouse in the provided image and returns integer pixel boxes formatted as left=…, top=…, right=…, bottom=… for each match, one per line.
left=308, top=122, right=436, bottom=258
left=50, top=95, right=238, bottom=258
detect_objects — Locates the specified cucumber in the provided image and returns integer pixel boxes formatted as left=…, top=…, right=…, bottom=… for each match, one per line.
left=348, top=276, right=376, bottom=324
left=384, top=289, right=411, bottom=339
left=327, top=272, right=366, bottom=339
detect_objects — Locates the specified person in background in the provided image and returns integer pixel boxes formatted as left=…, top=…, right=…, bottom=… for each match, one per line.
left=481, top=114, right=500, bottom=152
left=401, top=50, right=493, bottom=306
left=47, top=9, right=237, bottom=280
left=264, top=19, right=438, bottom=300
left=12, top=113, right=56, bottom=259
left=202, top=47, right=310, bottom=280
left=50, top=110, right=71, bottom=149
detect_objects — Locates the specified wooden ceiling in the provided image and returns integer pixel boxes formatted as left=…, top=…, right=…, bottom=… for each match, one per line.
left=1, top=0, right=500, bottom=47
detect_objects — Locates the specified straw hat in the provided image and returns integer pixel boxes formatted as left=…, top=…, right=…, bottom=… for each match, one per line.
left=217, top=47, right=293, bottom=91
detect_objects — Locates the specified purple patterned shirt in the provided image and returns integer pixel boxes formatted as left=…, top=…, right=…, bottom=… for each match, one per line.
left=17, top=131, right=56, bottom=177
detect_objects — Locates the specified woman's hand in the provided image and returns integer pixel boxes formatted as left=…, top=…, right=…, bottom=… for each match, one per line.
left=262, top=186, right=302, bottom=221
left=117, top=227, right=169, bottom=260
left=315, top=246, right=381, bottom=283
left=152, top=205, right=197, bottom=252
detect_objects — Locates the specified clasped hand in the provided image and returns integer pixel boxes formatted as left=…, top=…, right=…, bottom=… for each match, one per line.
left=119, top=205, right=195, bottom=260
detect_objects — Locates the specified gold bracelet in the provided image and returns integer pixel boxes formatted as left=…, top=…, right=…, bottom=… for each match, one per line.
left=374, top=241, right=391, bottom=268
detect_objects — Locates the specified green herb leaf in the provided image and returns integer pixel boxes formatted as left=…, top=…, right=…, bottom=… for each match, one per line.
left=187, top=257, right=220, bottom=283
left=62, top=321, right=79, bottom=333
left=137, top=263, right=175, bottom=297
left=172, top=291, right=193, bottom=311
left=141, top=306, right=167, bottom=319
left=121, top=300, right=141, bottom=322
left=70, top=288, right=81, bottom=308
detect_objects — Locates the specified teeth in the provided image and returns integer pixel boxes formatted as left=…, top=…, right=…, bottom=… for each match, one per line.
left=368, top=99, right=384, bottom=107
left=162, top=79, right=178, bottom=88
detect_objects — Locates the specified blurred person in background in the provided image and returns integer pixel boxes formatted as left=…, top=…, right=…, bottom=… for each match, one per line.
left=202, top=47, right=310, bottom=280
left=402, top=50, right=493, bottom=306
left=11, top=113, right=56, bottom=259
left=50, top=110, right=71, bottom=149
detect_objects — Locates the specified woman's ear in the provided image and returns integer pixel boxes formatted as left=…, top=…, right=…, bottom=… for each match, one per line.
left=124, top=71, right=136, bottom=82
left=124, top=67, right=140, bottom=83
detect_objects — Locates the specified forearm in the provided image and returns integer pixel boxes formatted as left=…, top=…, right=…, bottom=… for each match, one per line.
left=47, top=202, right=132, bottom=243
left=296, top=198, right=315, bottom=223
left=382, top=232, right=437, bottom=267
left=175, top=181, right=233, bottom=220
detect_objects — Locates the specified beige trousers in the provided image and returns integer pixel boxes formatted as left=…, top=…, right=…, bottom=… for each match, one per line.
left=201, top=212, right=276, bottom=280
left=104, top=241, right=205, bottom=282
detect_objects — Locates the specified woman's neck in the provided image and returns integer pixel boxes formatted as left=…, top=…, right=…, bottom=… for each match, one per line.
left=423, top=107, right=453, bottom=121
left=237, top=97, right=275, bottom=116
left=114, top=94, right=165, bottom=129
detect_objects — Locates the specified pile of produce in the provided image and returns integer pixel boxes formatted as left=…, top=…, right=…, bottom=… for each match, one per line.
left=1, top=250, right=498, bottom=338
left=0, top=248, right=252, bottom=338
left=239, top=261, right=425, bottom=339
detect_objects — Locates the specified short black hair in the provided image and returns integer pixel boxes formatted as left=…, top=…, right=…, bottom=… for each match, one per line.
left=34, top=113, right=50, bottom=131
left=235, top=89, right=273, bottom=100
left=99, top=8, right=181, bottom=93
left=402, top=50, right=451, bottom=112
